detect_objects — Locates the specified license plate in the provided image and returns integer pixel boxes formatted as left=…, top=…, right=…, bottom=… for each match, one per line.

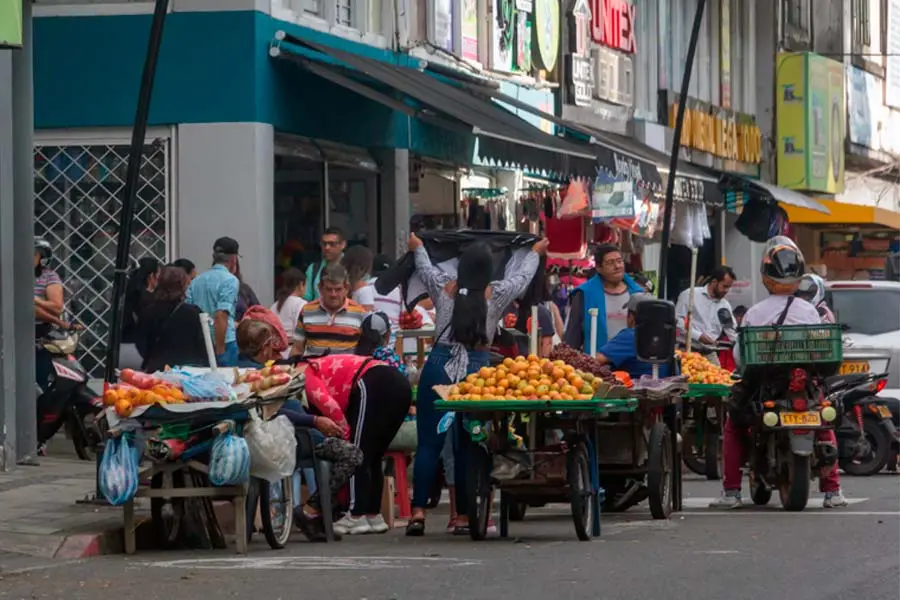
left=780, top=412, right=822, bottom=427
left=840, top=361, right=870, bottom=375
left=879, top=406, right=893, bottom=419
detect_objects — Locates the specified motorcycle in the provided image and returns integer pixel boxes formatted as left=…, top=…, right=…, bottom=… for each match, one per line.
left=827, top=371, right=899, bottom=476
left=739, top=366, right=839, bottom=511
left=36, top=325, right=103, bottom=460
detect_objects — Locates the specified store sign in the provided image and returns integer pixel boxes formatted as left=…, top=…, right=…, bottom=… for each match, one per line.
left=886, top=0, right=900, bottom=108
left=0, top=0, right=22, bottom=48
left=590, top=0, right=636, bottom=54
left=847, top=67, right=881, bottom=150
left=674, top=176, right=707, bottom=204
left=592, top=45, right=633, bottom=107
left=659, top=90, right=762, bottom=164
left=567, top=0, right=595, bottom=107
left=775, top=51, right=845, bottom=194
left=720, top=0, right=731, bottom=108
left=533, top=0, right=560, bottom=72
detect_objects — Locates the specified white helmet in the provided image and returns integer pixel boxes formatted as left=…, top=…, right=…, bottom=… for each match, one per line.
left=796, top=273, right=825, bottom=306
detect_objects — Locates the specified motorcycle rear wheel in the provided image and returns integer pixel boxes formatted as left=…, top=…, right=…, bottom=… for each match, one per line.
left=66, top=412, right=95, bottom=462
left=778, top=453, right=810, bottom=512
left=840, top=418, right=891, bottom=477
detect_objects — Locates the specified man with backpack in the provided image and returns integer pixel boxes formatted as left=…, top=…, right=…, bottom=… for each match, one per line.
left=304, top=227, right=346, bottom=302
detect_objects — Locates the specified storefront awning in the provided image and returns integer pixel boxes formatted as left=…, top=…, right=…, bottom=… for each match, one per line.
left=270, top=32, right=659, bottom=181
left=718, top=173, right=830, bottom=214
left=781, top=198, right=900, bottom=229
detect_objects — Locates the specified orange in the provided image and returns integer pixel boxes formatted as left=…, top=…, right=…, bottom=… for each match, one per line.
left=485, top=377, right=497, bottom=387
left=115, top=398, right=133, bottom=418
left=503, top=357, right=515, bottom=368
left=563, top=365, right=575, bottom=375
left=497, top=378, right=510, bottom=390
left=103, top=390, right=118, bottom=406
left=522, top=385, right=536, bottom=396
left=527, top=354, right=539, bottom=362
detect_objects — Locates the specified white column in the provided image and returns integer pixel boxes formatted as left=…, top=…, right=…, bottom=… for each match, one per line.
left=176, top=122, right=275, bottom=304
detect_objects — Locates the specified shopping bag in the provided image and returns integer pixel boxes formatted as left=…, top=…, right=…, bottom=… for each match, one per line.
left=99, top=435, right=139, bottom=506
left=388, top=419, right=418, bottom=452
left=209, top=431, right=251, bottom=486
left=243, top=414, right=297, bottom=483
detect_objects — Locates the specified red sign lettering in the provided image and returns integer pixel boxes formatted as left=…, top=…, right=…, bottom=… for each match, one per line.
left=590, top=0, right=636, bottom=54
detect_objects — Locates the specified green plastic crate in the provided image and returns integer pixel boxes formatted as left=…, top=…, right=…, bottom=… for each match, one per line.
left=739, top=324, right=843, bottom=367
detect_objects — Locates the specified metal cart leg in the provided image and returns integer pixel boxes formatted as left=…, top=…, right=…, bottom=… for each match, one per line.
left=123, top=499, right=136, bottom=554
left=233, top=492, right=247, bottom=554
left=585, top=434, right=601, bottom=537
left=499, top=493, right=509, bottom=539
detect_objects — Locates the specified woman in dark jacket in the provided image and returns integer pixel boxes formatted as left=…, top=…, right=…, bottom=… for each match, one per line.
left=120, top=257, right=160, bottom=369
left=138, top=266, right=210, bottom=373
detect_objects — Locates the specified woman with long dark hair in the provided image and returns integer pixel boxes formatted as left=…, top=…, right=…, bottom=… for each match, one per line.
left=137, top=266, right=209, bottom=373
left=233, top=258, right=261, bottom=321
left=122, top=257, right=161, bottom=369
left=406, top=233, right=549, bottom=536
left=341, top=245, right=375, bottom=311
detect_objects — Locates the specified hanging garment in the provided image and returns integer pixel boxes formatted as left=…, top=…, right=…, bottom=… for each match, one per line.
left=545, top=216, right=586, bottom=259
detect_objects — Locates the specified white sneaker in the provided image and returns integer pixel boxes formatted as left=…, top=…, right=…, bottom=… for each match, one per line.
left=823, top=489, right=848, bottom=508
left=367, top=514, right=390, bottom=533
left=708, top=490, right=743, bottom=509
left=334, top=515, right=372, bottom=535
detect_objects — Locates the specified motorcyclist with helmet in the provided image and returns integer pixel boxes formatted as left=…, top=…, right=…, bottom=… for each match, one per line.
left=711, top=236, right=847, bottom=509
left=34, top=238, right=67, bottom=390
left=795, top=273, right=835, bottom=324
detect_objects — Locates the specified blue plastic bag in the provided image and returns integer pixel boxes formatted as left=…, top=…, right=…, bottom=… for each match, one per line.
left=99, top=436, right=139, bottom=506
left=209, top=431, right=251, bottom=486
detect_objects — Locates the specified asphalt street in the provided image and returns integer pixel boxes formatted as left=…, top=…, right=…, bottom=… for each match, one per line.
left=1, top=474, right=897, bottom=600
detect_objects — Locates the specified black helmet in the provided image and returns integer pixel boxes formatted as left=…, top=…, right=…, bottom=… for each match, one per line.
left=761, top=236, right=805, bottom=295
left=35, top=238, right=53, bottom=267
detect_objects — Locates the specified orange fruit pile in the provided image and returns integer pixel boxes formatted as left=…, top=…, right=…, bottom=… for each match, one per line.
left=676, top=351, right=733, bottom=385
left=446, top=355, right=600, bottom=401
left=103, top=383, right=186, bottom=418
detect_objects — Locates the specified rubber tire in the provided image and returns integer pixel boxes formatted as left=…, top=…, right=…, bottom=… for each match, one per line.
left=507, top=501, right=527, bottom=522
left=704, top=429, right=722, bottom=481
left=150, top=470, right=186, bottom=548
left=841, top=418, right=891, bottom=477
left=466, top=444, right=492, bottom=542
left=682, top=422, right=707, bottom=476
left=778, top=453, right=811, bottom=512
left=568, top=444, right=593, bottom=541
left=647, top=422, right=673, bottom=520
left=258, top=477, right=293, bottom=549
left=749, top=474, right=772, bottom=506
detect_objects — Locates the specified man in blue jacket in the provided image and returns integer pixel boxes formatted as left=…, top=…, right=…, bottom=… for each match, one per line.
left=563, top=244, right=645, bottom=354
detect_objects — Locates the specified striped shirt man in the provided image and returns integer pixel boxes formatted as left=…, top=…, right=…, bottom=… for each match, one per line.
left=295, top=299, right=367, bottom=356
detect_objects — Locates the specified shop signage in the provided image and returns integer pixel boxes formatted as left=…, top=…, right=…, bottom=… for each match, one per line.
left=0, top=0, right=22, bottom=48
left=533, top=0, right=560, bottom=72
left=720, top=0, right=731, bottom=108
left=847, top=66, right=880, bottom=150
left=590, top=0, right=636, bottom=54
left=674, top=176, right=707, bottom=204
left=567, top=0, right=594, bottom=107
left=886, top=0, right=900, bottom=108
left=775, top=51, right=845, bottom=194
left=592, top=45, right=633, bottom=107
left=659, top=90, right=762, bottom=164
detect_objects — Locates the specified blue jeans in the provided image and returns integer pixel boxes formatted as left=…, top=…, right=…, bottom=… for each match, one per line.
left=216, top=341, right=239, bottom=367
left=412, top=344, right=489, bottom=513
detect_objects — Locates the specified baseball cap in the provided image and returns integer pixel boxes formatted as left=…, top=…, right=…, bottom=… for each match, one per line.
left=626, top=293, right=653, bottom=313
left=213, top=236, right=240, bottom=256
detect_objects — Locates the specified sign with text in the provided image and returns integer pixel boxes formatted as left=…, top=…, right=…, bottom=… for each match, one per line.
left=886, top=0, right=900, bottom=108
left=567, top=0, right=594, bottom=106
left=592, top=45, right=633, bottom=106
left=658, top=90, right=762, bottom=164
left=590, top=0, right=636, bottom=54
left=0, top=0, right=22, bottom=48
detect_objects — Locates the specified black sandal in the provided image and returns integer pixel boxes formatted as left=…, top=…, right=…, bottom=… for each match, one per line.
left=452, top=523, right=471, bottom=536
left=405, top=518, right=426, bottom=537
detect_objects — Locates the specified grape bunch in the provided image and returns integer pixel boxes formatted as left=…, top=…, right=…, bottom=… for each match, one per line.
left=549, top=344, right=617, bottom=383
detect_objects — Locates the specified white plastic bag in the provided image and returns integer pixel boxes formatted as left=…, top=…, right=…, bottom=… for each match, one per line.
left=209, top=431, right=251, bottom=486
left=691, top=204, right=708, bottom=248
left=99, top=436, right=139, bottom=506
left=671, top=203, right=695, bottom=247
left=243, top=414, right=297, bottom=483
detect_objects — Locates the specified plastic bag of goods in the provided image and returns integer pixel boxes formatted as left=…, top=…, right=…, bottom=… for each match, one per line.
left=99, top=436, right=140, bottom=505
left=243, top=414, right=297, bottom=482
left=670, top=203, right=696, bottom=247
left=159, top=369, right=236, bottom=402
left=209, top=431, right=251, bottom=486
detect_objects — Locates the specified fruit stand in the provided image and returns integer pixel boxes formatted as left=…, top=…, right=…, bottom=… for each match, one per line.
left=678, top=351, right=735, bottom=480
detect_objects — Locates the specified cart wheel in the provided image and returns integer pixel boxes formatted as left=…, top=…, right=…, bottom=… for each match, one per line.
left=259, top=476, right=294, bottom=549
left=568, top=443, right=593, bottom=541
left=704, top=430, right=722, bottom=481
left=647, top=422, right=673, bottom=520
left=466, top=444, right=492, bottom=541
left=150, top=470, right=186, bottom=548
left=507, top=501, right=527, bottom=522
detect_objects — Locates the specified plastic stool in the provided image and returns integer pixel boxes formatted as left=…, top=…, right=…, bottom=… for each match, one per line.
left=384, top=451, right=411, bottom=519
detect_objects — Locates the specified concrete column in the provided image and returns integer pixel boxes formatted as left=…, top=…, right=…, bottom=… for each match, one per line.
left=13, top=0, right=36, bottom=462
left=0, top=52, right=17, bottom=470
left=375, top=149, right=410, bottom=259
left=176, top=123, right=275, bottom=304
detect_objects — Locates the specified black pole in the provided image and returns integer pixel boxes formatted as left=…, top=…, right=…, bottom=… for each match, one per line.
left=103, top=0, right=170, bottom=383
left=657, top=0, right=707, bottom=301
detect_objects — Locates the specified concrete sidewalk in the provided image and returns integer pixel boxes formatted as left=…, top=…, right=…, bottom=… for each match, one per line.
left=0, top=458, right=141, bottom=560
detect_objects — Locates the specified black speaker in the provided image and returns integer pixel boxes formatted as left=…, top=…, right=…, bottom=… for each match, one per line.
left=635, top=300, right=676, bottom=364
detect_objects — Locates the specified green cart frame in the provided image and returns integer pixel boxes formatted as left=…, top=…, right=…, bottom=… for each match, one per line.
left=435, top=398, right=637, bottom=541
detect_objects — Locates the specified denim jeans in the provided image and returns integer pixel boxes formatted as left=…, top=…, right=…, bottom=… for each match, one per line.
left=412, top=344, right=489, bottom=512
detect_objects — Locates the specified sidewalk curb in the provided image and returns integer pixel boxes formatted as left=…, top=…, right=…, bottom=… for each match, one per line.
left=0, top=517, right=153, bottom=560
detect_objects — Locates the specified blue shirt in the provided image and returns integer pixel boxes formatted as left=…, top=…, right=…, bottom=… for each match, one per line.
left=599, top=327, right=671, bottom=379
left=186, top=265, right=239, bottom=344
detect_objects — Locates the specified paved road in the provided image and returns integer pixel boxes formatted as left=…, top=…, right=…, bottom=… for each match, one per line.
left=1, top=475, right=897, bottom=600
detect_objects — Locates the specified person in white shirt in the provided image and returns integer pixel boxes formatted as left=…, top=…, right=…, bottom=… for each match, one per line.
left=712, top=236, right=847, bottom=510
left=675, top=265, right=738, bottom=362
left=270, top=268, right=307, bottom=358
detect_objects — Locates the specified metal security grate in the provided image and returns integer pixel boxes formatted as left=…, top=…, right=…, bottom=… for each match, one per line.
left=33, top=140, right=171, bottom=376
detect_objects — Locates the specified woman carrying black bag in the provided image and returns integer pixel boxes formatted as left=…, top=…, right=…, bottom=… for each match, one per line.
left=138, top=266, right=209, bottom=373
